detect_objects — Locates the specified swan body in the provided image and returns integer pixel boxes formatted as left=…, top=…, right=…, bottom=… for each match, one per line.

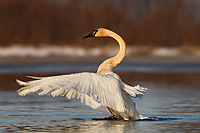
left=17, top=28, right=147, bottom=120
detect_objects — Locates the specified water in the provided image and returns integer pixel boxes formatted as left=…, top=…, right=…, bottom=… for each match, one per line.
left=1, top=63, right=200, bottom=73
left=0, top=62, right=200, bottom=132
left=0, top=86, right=200, bottom=132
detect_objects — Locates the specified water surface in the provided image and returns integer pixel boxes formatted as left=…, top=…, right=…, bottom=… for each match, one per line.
left=1, top=63, right=200, bottom=73
left=0, top=86, right=199, bottom=132
left=0, top=62, right=200, bottom=132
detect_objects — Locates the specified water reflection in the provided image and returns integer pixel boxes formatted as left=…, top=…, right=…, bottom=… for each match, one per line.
left=6, top=119, right=135, bottom=132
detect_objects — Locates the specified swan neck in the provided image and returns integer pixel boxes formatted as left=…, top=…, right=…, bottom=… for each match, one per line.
left=111, top=32, right=126, bottom=66
left=97, top=30, right=126, bottom=74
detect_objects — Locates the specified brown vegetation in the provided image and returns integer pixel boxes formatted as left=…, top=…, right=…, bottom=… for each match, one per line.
left=0, top=0, right=199, bottom=47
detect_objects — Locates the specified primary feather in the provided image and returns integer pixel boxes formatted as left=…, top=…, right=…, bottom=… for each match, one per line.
left=17, top=72, right=147, bottom=113
left=17, top=72, right=127, bottom=112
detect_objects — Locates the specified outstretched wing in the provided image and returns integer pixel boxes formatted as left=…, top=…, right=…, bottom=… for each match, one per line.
left=17, top=72, right=125, bottom=112
left=108, top=72, right=148, bottom=98
left=123, top=83, right=148, bottom=98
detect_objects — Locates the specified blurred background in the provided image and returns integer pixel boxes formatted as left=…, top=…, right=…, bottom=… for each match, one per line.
left=1, top=1, right=200, bottom=132
left=0, top=0, right=200, bottom=91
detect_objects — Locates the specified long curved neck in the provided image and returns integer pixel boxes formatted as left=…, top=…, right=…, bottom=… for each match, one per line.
left=97, top=30, right=126, bottom=74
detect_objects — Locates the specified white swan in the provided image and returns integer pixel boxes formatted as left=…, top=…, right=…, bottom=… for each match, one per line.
left=16, top=28, right=147, bottom=120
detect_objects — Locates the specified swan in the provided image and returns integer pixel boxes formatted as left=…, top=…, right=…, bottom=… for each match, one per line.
left=16, top=28, right=147, bottom=120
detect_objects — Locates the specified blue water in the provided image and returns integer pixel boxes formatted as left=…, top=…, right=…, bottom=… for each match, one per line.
left=1, top=63, right=200, bottom=73
left=0, top=86, right=200, bottom=132
left=0, top=62, right=200, bottom=132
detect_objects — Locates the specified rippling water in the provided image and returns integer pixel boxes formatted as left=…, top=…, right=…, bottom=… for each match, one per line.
left=0, top=86, right=200, bottom=132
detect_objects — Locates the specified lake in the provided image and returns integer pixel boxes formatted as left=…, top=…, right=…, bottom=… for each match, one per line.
left=1, top=62, right=200, bottom=73
left=0, top=86, right=199, bottom=132
left=0, top=62, right=200, bottom=132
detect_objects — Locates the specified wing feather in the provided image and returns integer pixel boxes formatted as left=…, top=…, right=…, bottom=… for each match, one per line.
left=17, top=72, right=125, bottom=112
left=123, top=83, right=148, bottom=98
left=109, top=72, right=148, bottom=98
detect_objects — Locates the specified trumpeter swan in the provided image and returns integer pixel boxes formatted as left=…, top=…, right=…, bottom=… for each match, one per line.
left=17, top=28, right=147, bottom=120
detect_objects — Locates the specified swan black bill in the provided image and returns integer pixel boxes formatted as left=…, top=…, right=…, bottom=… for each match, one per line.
left=84, top=34, right=93, bottom=38
left=84, top=30, right=98, bottom=39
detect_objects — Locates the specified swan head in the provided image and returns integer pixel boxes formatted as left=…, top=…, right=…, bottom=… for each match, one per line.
left=84, top=28, right=109, bottom=38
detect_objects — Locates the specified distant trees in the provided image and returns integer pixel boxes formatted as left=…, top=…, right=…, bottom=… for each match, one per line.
left=139, top=2, right=200, bottom=47
left=0, top=0, right=199, bottom=47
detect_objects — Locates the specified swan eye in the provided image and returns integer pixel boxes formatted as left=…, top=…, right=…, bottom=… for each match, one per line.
left=92, top=30, right=98, bottom=36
